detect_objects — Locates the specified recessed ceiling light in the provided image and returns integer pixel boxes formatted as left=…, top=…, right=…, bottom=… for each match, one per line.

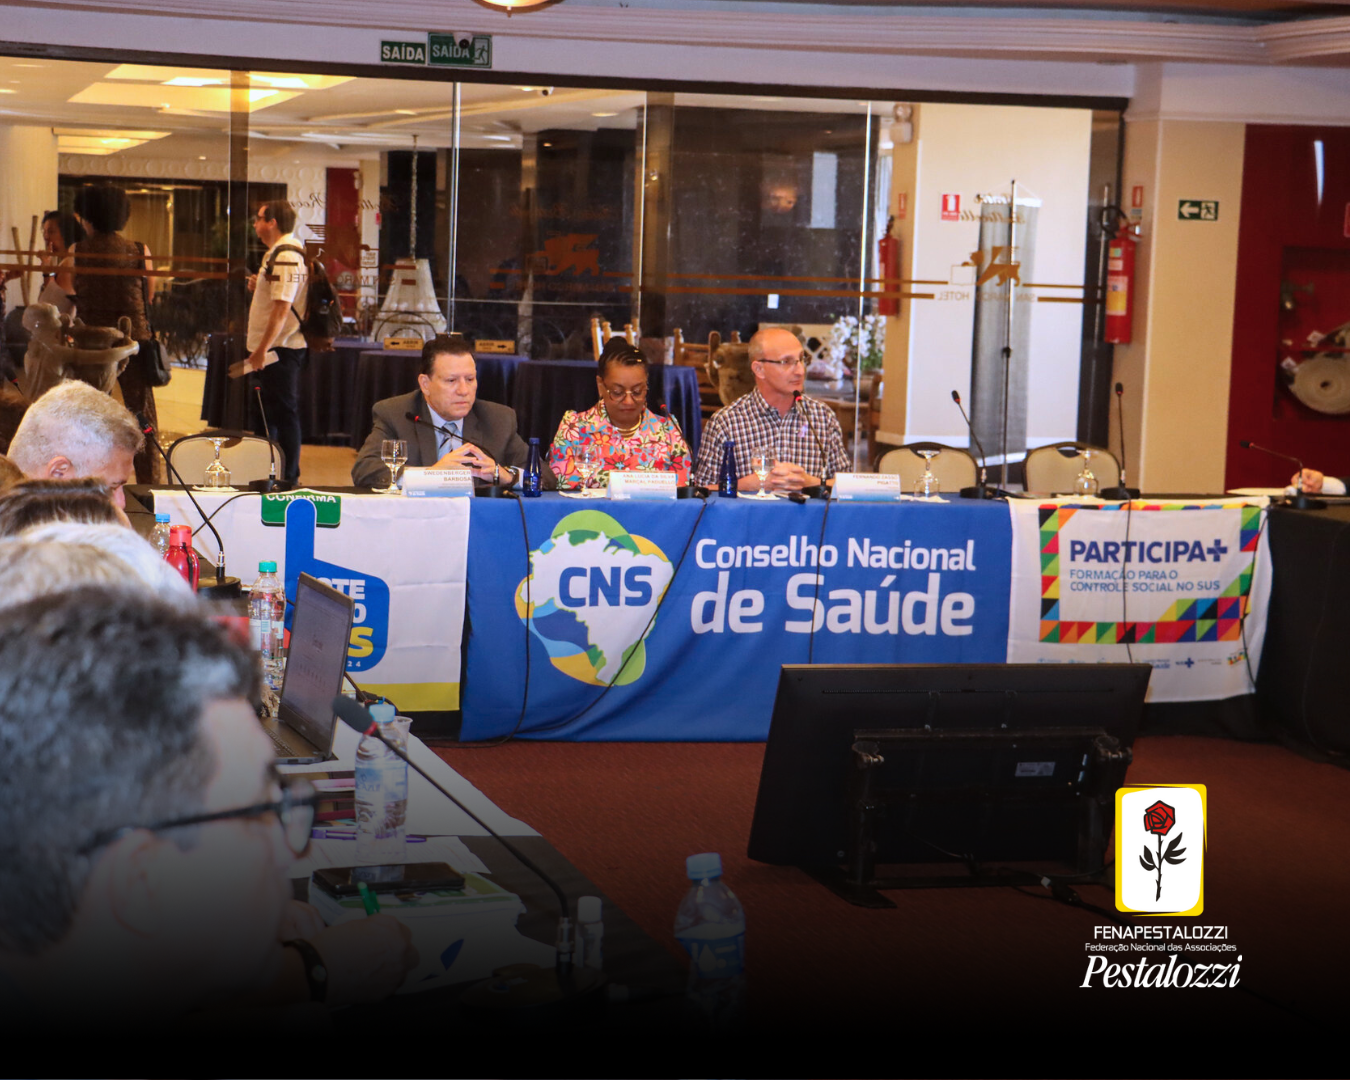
left=198, top=155, right=207, bottom=160
left=514, top=86, right=536, bottom=92
left=395, top=109, right=416, bottom=115
left=13, top=63, right=45, bottom=68
left=592, top=112, right=618, bottom=118
left=0, top=89, right=15, bottom=95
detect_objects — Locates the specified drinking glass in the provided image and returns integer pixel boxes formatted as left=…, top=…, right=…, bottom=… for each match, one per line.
left=914, top=448, right=941, bottom=497
left=203, top=437, right=231, bottom=489
left=576, top=445, right=600, bottom=495
left=1074, top=448, right=1099, bottom=497
left=751, top=447, right=776, bottom=499
left=380, top=439, right=407, bottom=493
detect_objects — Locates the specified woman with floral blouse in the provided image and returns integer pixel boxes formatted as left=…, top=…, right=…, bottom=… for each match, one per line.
left=548, top=338, right=692, bottom=489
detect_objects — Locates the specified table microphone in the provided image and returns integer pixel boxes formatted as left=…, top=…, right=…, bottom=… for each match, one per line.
left=330, top=696, right=606, bottom=1013
left=406, top=411, right=464, bottom=445
left=136, top=413, right=241, bottom=599
left=657, top=402, right=708, bottom=499
left=950, top=390, right=1009, bottom=500
left=1099, top=382, right=1141, bottom=501
left=1239, top=439, right=1325, bottom=510
left=250, top=384, right=282, bottom=493
left=791, top=389, right=831, bottom=498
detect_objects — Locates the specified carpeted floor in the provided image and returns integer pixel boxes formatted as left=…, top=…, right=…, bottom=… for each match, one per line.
left=436, top=734, right=1348, bottom=1043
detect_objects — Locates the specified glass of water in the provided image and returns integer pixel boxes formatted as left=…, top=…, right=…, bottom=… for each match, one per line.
left=751, top=447, right=776, bottom=498
left=1074, top=448, right=1099, bottom=497
left=203, top=437, right=231, bottom=489
left=914, top=448, right=941, bottom=497
left=576, top=444, right=600, bottom=494
left=379, top=439, right=407, bottom=493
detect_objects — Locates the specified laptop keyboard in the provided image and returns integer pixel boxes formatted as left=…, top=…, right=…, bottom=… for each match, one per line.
left=266, top=727, right=297, bottom=755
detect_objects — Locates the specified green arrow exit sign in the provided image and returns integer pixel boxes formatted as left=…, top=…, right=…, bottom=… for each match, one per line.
left=1178, top=200, right=1219, bottom=221
left=380, top=34, right=492, bottom=68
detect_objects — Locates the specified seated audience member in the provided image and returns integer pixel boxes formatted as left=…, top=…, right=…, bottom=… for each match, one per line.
left=0, top=454, right=23, bottom=493
left=6, top=380, right=143, bottom=509
left=549, top=338, right=691, bottom=489
left=5, top=525, right=193, bottom=606
left=351, top=335, right=553, bottom=489
left=692, top=326, right=848, bottom=493
left=0, top=588, right=416, bottom=1027
left=1294, top=468, right=1348, bottom=495
left=0, top=477, right=130, bottom=536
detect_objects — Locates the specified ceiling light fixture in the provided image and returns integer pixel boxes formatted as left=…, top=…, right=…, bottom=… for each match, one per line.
left=592, top=112, right=618, bottom=118
left=476, top=0, right=561, bottom=12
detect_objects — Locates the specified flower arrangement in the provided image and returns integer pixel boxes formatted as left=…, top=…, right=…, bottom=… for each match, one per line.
left=825, top=313, right=886, bottom=376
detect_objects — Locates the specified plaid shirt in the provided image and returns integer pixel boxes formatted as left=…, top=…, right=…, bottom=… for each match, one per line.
left=693, top=388, right=849, bottom=487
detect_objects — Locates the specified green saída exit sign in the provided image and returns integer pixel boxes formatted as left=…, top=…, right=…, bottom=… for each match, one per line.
left=381, top=40, right=428, bottom=65
left=428, top=33, right=493, bottom=68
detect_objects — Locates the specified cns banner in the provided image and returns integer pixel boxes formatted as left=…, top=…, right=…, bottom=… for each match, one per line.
left=460, top=498, right=1012, bottom=740
left=156, top=490, right=469, bottom=712
left=1007, top=499, right=1272, bottom=702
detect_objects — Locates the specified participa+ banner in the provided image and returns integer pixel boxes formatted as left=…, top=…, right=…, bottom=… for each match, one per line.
left=1007, top=499, right=1272, bottom=702
left=155, top=490, right=469, bottom=713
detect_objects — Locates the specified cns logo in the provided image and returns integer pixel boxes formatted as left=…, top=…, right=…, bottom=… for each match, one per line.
left=516, top=510, right=672, bottom=686
left=1116, top=785, right=1206, bottom=915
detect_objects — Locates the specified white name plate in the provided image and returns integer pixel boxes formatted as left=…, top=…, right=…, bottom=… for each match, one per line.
left=832, top=472, right=902, bottom=501
left=401, top=467, right=474, bottom=497
left=608, top=470, right=678, bottom=500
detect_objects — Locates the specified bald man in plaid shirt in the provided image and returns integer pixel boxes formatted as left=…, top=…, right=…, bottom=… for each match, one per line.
left=693, top=327, right=849, bottom=493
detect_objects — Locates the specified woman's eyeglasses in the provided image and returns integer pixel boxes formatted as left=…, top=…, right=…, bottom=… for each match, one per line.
left=603, top=384, right=648, bottom=402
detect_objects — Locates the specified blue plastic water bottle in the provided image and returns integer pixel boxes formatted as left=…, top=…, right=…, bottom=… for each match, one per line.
left=523, top=437, right=543, bottom=498
left=719, top=439, right=738, bottom=498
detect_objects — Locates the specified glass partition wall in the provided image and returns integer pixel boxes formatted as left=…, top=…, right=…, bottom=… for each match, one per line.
left=0, top=58, right=1115, bottom=472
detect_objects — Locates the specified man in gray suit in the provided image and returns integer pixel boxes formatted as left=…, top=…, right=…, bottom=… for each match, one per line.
left=352, top=336, right=550, bottom=489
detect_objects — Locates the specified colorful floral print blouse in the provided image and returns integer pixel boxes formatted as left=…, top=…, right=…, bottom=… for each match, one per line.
left=548, top=403, right=692, bottom=488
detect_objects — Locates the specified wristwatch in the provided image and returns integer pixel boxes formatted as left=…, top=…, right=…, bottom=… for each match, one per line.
left=283, top=938, right=329, bottom=1002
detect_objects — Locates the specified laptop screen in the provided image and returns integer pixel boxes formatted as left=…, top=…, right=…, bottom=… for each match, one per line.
left=278, top=573, right=355, bottom=750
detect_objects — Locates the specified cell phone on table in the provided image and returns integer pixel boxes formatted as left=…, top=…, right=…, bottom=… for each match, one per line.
left=312, top=862, right=465, bottom=898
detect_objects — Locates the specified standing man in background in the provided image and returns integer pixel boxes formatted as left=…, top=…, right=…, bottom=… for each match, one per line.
left=236, top=201, right=306, bottom=487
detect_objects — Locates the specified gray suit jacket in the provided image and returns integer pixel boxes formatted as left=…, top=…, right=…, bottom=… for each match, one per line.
left=351, top=389, right=552, bottom=488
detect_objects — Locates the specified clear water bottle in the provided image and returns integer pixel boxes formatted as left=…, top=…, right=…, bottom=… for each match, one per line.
left=522, top=437, right=543, bottom=498
left=248, top=560, right=286, bottom=691
left=674, top=852, right=745, bottom=1030
left=355, top=703, right=411, bottom=863
left=150, top=512, right=172, bottom=556
left=719, top=439, right=739, bottom=498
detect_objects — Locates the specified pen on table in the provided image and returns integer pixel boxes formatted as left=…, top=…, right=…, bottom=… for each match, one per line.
left=357, top=880, right=381, bottom=916
left=311, top=828, right=427, bottom=842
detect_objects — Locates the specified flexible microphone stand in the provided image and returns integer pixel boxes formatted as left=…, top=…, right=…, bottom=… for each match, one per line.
left=1099, top=382, right=1140, bottom=500
left=791, top=390, right=832, bottom=499
left=250, top=383, right=283, bottom=493
left=1239, top=439, right=1326, bottom=510
left=330, top=696, right=606, bottom=1012
left=137, top=413, right=241, bottom=598
left=657, top=402, right=708, bottom=499
left=951, top=389, right=1010, bottom=499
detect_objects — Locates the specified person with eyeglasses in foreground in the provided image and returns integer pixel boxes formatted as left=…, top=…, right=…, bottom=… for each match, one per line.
left=0, top=586, right=416, bottom=1030
left=692, top=326, right=849, bottom=494
left=548, top=337, right=691, bottom=490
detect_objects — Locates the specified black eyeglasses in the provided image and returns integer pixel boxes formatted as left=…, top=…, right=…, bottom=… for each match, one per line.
left=79, top=775, right=320, bottom=858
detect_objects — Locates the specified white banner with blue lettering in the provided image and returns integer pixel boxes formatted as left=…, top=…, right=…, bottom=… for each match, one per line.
left=460, top=497, right=1013, bottom=740
left=156, top=489, right=469, bottom=714
left=1006, top=498, right=1272, bottom=702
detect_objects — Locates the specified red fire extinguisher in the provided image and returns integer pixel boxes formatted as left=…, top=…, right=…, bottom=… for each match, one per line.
left=1104, top=231, right=1136, bottom=345
left=877, top=216, right=901, bottom=317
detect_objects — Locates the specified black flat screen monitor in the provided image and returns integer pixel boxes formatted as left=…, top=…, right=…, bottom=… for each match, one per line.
left=747, top=663, right=1150, bottom=870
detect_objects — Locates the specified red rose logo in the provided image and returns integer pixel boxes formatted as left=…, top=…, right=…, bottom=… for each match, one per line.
left=1139, top=799, right=1186, bottom=901
left=1143, top=800, right=1176, bottom=837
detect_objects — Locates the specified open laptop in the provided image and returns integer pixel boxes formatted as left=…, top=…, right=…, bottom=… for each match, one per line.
left=262, top=572, right=354, bottom=764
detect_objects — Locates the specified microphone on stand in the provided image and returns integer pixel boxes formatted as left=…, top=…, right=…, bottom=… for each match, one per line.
left=791, top=389, right=832, bottom=498
left=330, top=696, right=605, bottom=1011
left=1240, top=439, right=1326, bottom=510
left=950, top=390, right=1009, bottom=500
left=250, top=384, right=282, bottom=493
left=406, top=411, right=464, bottom=445
left=136, top=413, right=241, bottom=599
left=1099, top=382, right=1141, bottom=500
left=657, top=402, right=707, bottom=499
